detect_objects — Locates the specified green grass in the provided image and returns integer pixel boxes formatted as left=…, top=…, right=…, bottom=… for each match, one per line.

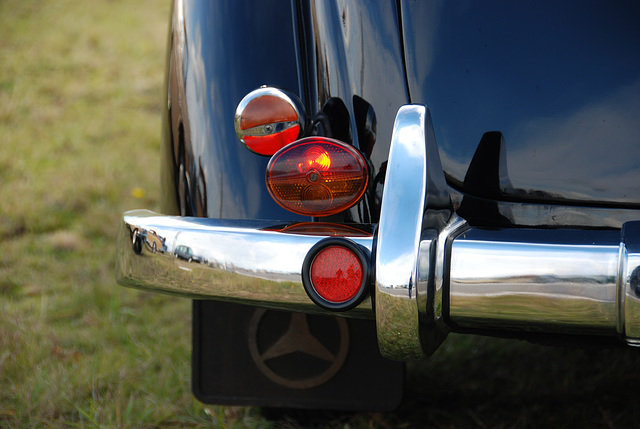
left=1, top=0, right=640, bottom=427
left=0, top=0, right=225, bottom=426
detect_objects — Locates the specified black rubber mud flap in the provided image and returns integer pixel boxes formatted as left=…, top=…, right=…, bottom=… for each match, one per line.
left=192, top=301, right=404, bottom=411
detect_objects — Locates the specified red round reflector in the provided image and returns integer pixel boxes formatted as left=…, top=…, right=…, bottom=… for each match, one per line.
left=310, top=246, right=363, bottom=303
left=235, top=87, right=306, bottom=156
left=302, top=238, right=370, bottom=311
left=266, top=137, right=369, bottom=216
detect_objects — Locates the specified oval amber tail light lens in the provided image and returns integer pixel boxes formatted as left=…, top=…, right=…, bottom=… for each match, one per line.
left=266, top=137, right=369, bottom=216
left=235, top=87, right=306, bottom=156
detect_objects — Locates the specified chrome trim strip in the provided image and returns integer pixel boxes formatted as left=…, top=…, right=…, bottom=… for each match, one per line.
left=416, top=234, right=437, bottom=350
left=116, top=210, right=373, bottom=318
left=617, top=241, right=626, bottom=336
left=414, top=215, right=469, bottom=355
left=622, top=221, right=640, bottom=345
left=432, top=215, right=469, bottom=328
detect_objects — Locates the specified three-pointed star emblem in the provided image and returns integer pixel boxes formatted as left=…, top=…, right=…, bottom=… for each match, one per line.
left=248, top=309, right=350, bottom=389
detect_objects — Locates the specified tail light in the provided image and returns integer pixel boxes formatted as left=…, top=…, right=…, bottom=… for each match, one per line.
left=302, top=238, right=370, bottom=311
left=266, top=137, right=369, bottom=216
left=234, top=87, right=306, bottom=156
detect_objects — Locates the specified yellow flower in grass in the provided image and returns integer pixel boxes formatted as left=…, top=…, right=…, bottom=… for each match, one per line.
left=131, top=187, right=146, bottom=199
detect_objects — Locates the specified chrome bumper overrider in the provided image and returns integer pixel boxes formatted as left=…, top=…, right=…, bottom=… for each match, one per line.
left=116, top=105, right=640, bottom=360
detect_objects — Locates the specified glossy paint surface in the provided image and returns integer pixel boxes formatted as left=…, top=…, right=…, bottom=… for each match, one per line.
left=401, top=0, right=640, bottom=205
left=161, top=0, right=411, bottom=223
left=162, top=0, right=640, bottom=228
left=161, top=0, right=306, bottom=220
left=298, top=0, right=410, bottom=222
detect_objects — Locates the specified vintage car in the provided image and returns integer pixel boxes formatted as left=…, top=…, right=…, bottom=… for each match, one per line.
left=116, top=0, right=640, bottom=411
left=174, top=244, right=201, bottom=263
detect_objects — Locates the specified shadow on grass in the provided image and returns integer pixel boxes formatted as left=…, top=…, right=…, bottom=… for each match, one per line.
left=395, top=334, right=640, bottom=428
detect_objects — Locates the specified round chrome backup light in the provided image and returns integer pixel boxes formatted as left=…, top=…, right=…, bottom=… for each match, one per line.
left=234, top=86, right=307, bottom=156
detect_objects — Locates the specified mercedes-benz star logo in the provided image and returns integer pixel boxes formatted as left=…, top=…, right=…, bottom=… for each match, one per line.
left=248, top=309, right=349, bottom=389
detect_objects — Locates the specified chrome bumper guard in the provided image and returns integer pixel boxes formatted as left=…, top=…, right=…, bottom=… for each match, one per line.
left=116, top=105, right=640, bottom=360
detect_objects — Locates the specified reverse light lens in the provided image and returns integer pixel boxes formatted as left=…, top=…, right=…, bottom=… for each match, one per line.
left=310, top=246, right=363, bottom=303
left=266, top=137, right=369, bottom=216
left=235, top=87, right=306, bottom=156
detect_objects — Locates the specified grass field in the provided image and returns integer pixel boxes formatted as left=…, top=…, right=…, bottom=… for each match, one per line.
left=1, top=0, right=640, bottom=428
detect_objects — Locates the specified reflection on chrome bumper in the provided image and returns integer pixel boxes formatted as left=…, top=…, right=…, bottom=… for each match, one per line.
left=116, top=104, right=640, bottom=360
left=451, top=228, right=625, bottom=335
left=116, top=211, right=374, bottom=318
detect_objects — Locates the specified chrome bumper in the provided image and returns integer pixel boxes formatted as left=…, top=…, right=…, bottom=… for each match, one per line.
left=116, top=212, right=375, bottom=318
left=116, top=105, right=640, bottom=360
